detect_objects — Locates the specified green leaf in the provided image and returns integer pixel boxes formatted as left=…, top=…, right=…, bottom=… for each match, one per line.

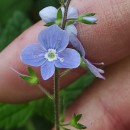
left=0, top=102, right=36, bottom=130
left=0, top=11, right=32, bottom=51
left=35, top=97, right=54, bottom=123
left=44, top=22, right=55, bottom=27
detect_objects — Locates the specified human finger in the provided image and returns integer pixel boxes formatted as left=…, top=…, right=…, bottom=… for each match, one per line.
left=66, top=56, right=130, bottom=130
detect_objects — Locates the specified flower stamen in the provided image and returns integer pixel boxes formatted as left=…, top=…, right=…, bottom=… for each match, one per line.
left=45, top=49, right=58, bottom=61
left=58, top=57, right=64, bottom=62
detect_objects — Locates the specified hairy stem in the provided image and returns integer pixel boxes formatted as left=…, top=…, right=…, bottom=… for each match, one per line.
left=54, top=68, right=60, bottom=130
left=60, top=69, right=72, bottom=77
left=61, top=0, right=71, bottom=29
left=54, top=1, right=71, bottom=130
left=37, top=84, right=53, bottom=100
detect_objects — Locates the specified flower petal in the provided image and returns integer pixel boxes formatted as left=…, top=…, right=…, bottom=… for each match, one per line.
left=61, top=6, right=78, bottom=19
left=39, top=6, right=57, bottom=23
left=66, top=25, right=77, bottom=36
left=55, top=48, right=80, bottom=68
left=83, top=58, right=105, bottom=79
left=20, top=44, right=46, bottom=66
left=41, top=61, right=55, bottom=80
left=69, top=33, right=86, bottom=57
left=38, top=25, right=69, bottom=52
left=83, top=16, right=97, bottom=23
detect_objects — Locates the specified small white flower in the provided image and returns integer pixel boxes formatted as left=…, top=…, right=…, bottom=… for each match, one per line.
left=39, top=6, right=57, bottom=23
left=83, top=16, right=97, bottom=23
left=39, top=6, right=78, bottom=36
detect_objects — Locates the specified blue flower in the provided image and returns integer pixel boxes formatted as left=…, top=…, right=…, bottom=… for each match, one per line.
left=69, top=33, right=105, bottom=79
left=20, top=25, right=80, bottom=80
left=39, top=6, right=97, bottom=36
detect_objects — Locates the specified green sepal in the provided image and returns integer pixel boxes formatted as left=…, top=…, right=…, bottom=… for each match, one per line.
left=20, top=67, right=39, bottom=85
left=44, top=22, right=55, bottom=27
left=28, top=67, right=36, bottom=77
left=71, top=114, right=82, bottom=123
left=78, top=13, right=96, bottom=24
left=20, top=75, right=39, bottom=86
left=77, top=18, right=96, bottom=24
left=70, top=114, right=87, bottom=129
left=57, top=8, right=62, bottom=21
left=20, top=75, right=36, bottom=85
left=78, top=13, right=96, bottom=19
left=55, top=8, right=63, bottom=25
left=66, top=20, right=75, bottom=26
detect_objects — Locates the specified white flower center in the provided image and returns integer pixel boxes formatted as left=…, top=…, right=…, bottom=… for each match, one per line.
left=45, top=49, right=57, bottom=61
left=44, top=49, right=64, bottom=62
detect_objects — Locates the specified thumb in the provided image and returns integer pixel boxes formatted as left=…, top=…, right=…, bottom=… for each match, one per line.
left=66, top=56, right=130, bottom=130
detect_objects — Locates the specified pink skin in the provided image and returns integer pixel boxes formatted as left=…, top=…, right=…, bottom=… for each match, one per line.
left=0, top=0, right=130, bottom=129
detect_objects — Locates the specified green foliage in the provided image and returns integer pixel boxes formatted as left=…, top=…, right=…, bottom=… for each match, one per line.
left=0, top=11, right=32, bottom=51
left=36, top=97, right=54, bottom=123
left=0, top=102, right=36, bottom=130
left=0, top=0, right=33, bottom=25
left=70, top=114, right=86, bottom=129
left=20, top=67, right=39, bottom=86
left=0, top=72, right=94, bottom=130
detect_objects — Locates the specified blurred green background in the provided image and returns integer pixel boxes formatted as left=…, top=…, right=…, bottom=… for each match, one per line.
left=0, top=0, right=95, bottom=130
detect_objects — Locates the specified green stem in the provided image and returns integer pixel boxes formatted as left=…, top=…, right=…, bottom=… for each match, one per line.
left=54, top=68, right=60, bottom=130
left=60, top=123, right=70, bottom=126
left=66, top=18, right=77, bottom=21
left=60, top=69, right=72, bottom=77
left=37, top=84, right=53, bottom=100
